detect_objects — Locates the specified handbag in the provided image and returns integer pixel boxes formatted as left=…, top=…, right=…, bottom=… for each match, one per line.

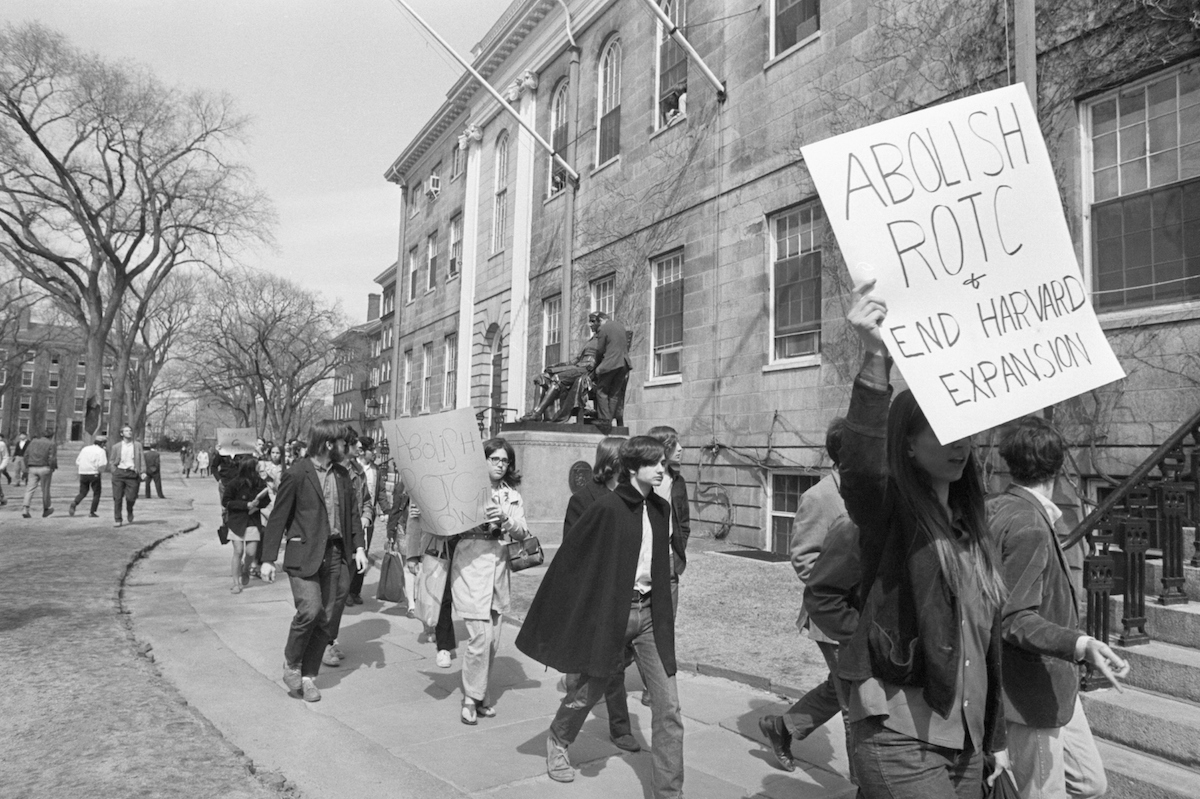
left=376, top=539, right=407, bottom=604
left=507, top=535, right=544, bottom=572
left=217, top=524, right=229, bottom=546
left=413, top=539, right=451, bottom=628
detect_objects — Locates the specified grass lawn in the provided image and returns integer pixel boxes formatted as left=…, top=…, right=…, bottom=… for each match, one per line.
left=508, top=533, right=832, bottom=698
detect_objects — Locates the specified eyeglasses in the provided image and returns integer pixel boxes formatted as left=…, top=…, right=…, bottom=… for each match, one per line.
left=487, top=456, right=510, bottom=465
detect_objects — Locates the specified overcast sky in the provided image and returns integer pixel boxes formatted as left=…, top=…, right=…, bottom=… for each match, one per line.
left=3, top=0, right=502, bottom=322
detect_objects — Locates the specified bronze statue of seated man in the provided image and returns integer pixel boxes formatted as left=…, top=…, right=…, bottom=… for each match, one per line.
left=521, top=337, right=601, bottom=422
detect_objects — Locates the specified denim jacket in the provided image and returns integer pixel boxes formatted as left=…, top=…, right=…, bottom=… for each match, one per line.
left=836, top=369, right=1007, bottom=753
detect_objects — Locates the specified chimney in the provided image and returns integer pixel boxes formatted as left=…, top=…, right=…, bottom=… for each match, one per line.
left=367, top=293, right=381, bottom=321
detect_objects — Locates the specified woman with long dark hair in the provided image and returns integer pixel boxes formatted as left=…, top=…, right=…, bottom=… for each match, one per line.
left=839, top=281, right=1011, bottom=798
left=222, top=454, right=269, bottom=594
left=451, top=437, right=530, bottom=725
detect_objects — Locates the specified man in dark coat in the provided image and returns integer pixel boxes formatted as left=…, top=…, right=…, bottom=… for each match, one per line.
left=516, top=437, right=683, bottom=797
left=143, top=444, right=164, bottom=498
left=260, top=421, right=367, bottom=703
left=990, top=417, right=1129, bottom=799
left=588, top=311, right=630, bottom=433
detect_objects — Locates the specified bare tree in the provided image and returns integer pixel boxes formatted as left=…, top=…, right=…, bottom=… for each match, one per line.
left=0, top=22, right=272, bottom=442
left=188, top=266, right=354, bottom=442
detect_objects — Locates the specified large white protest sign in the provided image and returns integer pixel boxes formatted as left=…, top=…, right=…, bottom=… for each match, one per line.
left=801, top=84, right=1125, bottom=442
left=381, top=408, right=491, bottom=537
left=216, top=427, right=257, bottom=455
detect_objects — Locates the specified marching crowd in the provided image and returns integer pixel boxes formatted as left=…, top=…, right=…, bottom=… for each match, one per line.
left=2, top=290, right=1133, bottom=799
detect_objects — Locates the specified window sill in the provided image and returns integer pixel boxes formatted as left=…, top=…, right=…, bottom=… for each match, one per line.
left=488, top=250, right=506, bottom=261
left=762, top=354, right=821, bottom=373
left=544, top=189, right=566, bottom=206
left=592, top=155, right=620, bottom=177
left=644, top=374, right=683, bottom=388
left=650, top=114, right=687, bottom=141
left=1097, top=298, right=1200, bottom=331
left=425, top=287, right=437, bottom=295
left=764, top=31, right=822, bottom=71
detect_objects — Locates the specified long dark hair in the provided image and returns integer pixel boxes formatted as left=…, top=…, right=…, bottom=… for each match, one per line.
left=886, top=389, right=1006, bottom=609
left=592, top=436, right=625, bottom=484
left=227, top=454, right=264, bottom=497
left=483, top=437, right=520, bottom=487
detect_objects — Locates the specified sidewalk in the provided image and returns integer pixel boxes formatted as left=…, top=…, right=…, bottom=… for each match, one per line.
left=128, top=480, right=858, bottom=799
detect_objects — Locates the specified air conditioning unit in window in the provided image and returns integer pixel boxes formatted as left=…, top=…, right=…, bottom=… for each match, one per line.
left=425, top=175, right=441, bottom=199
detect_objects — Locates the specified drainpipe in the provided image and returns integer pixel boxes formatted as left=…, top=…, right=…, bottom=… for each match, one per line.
left=557, top=0, right=579, bottom=362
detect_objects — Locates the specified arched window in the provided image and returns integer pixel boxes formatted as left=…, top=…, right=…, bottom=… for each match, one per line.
left=492, top=131, right=510, bottom=253
left=597, top=38, right=621, bottom=164
left=548, top=80, right=570, bottom=194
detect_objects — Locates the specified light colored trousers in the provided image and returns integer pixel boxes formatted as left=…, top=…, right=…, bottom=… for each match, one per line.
left=1006, top=696, right=1107, bottom=799
left=461, top=611, right=502, bottom=703
left=23, top=466, right=53, bottom=511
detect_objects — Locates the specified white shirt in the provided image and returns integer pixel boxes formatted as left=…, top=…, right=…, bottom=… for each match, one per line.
left=117, top=441, right=136, bottom=470
left=76, top=444, right=109, bottom=476
left=362, top=463, right=378, bottom=505
left=1023, top=484, right=1064, bottom=526
left=634, top=501, right=654, bottom=595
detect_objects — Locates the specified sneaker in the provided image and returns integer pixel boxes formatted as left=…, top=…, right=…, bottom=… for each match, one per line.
left=322, top=645, right=341, bottom=667
left=128, top=511, right=134, bottom=524
left=88, top=512, right=98, bottom=518
left=436, top=649, right=452, bottom=668
left=330, top=641, right=345, bottom=660
left=546, top=735, right=575, bottom=783
left=42, top=507, right=53, bottom=518
left=640, top=690, right=652, bottom=707
left=68, top=503, right=76, bottom=517
left=282, top=664, right=302, bottom=693
left=114, top=520, right=122, bottom=527
left=611, top=733, right=641, bottom=752
left=758, top=714, right=795, bottom=772
left=300, top=677, right=321, bottom=703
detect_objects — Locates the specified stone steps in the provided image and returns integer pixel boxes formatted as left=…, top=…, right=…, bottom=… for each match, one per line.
left=1143, top=560, right=1200, bottom=602
left=1097, top=738, right=1200, bottom=799
left=1081, top=685, right=1200, bottom=769
left=1108, top=594, right=1200, bottom=650
left=1113, top=639, right=1200, bottom=704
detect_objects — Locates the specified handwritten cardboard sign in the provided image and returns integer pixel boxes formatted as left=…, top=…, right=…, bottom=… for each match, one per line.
left=380, top=408, right=491, bottom=537
left=801, top=84, right=1125, bottom=442
left=215, top=427, right=257, bottom=455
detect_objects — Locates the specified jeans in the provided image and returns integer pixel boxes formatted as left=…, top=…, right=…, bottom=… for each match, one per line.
left=549, top=596, right=684, bottom=798
left=563, top=656, right=634, bottom=739
left=112, top=468, right=140, bottom=521
left=285, top=541, right=350, bottom=677
left=144, top=471, right=163, bottom=498
left=851, top=716, right=984, bottom=799
left=784, top=640, right=846, bottom=737
left=72, top=475, right=103, bottom=514
left=23, top=466, right=53, bottom=511
left=1006, top=696, right=1106, bottom=799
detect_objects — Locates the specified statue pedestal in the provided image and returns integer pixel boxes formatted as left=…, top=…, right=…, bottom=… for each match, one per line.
left=501, top=421, right=628, bottom=546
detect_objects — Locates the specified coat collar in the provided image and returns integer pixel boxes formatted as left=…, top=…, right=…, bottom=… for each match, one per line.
left=614, top=481, right=668, bottom=511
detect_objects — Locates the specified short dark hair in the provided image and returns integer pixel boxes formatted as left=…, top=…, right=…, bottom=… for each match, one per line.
left=592, top=436, right=626, bottom=484
left=999, top=416, right=1066, bottom=486
left=307, top=420, right=351, bottom=457
left=825, top=417, right=847, bottom=467
left=619, top=436, right=666, bottom=481
left=358, top=436, right=375, bottom=451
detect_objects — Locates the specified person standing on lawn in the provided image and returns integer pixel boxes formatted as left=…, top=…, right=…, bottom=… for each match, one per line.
left=21, top=428, right=58, bottom=519
left=0, top=433, right=9, bottom=505
left=260, top=421, right=367, bottom=703
left=989, top=417, right=1129, bottom=799
left=759, top=417, right=852, bottom=772
left=11, top=432, right=30, bottom=486
left=69, top=433, right=109, bottom=517
left=517, top=436, right=683, bottom=797
left=108, top=425, right=146, bottom=527
left=143, top=443, right=164, bottom=499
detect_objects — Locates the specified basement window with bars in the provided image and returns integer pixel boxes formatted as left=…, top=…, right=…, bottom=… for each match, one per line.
left=769, top=472, right=819, bottom=555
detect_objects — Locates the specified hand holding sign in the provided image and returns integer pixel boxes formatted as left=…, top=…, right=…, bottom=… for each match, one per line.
left=848, top=279, right=888, bottom=355
left=216, top=428, right=257, bottom=456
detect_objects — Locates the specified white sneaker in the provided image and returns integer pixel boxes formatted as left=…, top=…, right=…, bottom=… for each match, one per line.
left=436, top=649, right=452, bottom=668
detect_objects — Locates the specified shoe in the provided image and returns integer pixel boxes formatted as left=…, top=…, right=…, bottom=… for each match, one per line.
left=475, top=701, right=496, bottom=719
left=249, top=565, right=261, bottom=579
left=322, top=645, right=341, bottom=667
left=43, top=508, right=53, bottom=518
left=461, top=701, right=477, bottom=725
left=436, top=649, right=451, bottom=668
left=347, top=593, right=363, bottom=605
left=758, top=714, right=796, bottom=772
left=128, top=511, right=134, bottom=523
left=330, top=641, right=345, bottom=660
left=546, top=735, right=575, bottom=783
left=22, top=510, right=31, bottom=519
left=640, top=690, right=652, bottom=707
left=230, top=584, right=242, bottom=594
left=114, top=520, right=122, bottom=527
left=68, top=504, right=76, bottom=517
left=88, top=512, right=98, bottom=518
left=611, top=733, right=641, bottom=752
left=282, top=664, right=302, bottom=693
left=300, top=677, right=321, bottom=702
left=240, top=563, right=250, bottom=586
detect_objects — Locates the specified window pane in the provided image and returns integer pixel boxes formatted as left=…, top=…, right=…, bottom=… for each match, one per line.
left=1093, top=166, right=1119, bottom=201
left=1150, top=151, right=1178, bottom=187
left=1182, top=142, right=1200, bottom=180
left=1148, top=114, right=1178, bottom=153
left=1093, top=132, right=1118, bottom=168
left=1093, top=99, right=1117, bottom=136
left=1119, top=124, right=1147, bottom=162
left=1121, top=160, right=1147, bottom=193
left=1119, top=88, right=1146, bottom=126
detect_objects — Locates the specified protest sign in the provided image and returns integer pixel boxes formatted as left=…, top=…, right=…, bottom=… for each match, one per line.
left=380, top=408, right=491, bottom=537
left=801, top=84, right=1125, bottom=442
left=215, top=427, right=257, bottom=455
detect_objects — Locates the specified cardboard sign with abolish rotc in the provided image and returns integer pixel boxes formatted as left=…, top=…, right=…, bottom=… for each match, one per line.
left=380, top=408, right=491, bottom=537
left=800, top=84, right=1125, bottom=443
left=215, top=427, right=257, bottom=455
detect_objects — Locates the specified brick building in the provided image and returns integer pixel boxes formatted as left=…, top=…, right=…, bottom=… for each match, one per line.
left=383, top=0, right=1200, bottom=551
left=329, top=294, right=386, bottom=439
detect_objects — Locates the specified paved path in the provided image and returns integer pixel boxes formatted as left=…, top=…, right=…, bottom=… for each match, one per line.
left=128, top=478, right=858, bottom=799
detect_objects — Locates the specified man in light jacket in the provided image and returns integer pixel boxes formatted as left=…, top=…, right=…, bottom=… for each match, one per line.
left=108, top=425, right=146, bottom=527
left=70, top=433, right=109, bottom=517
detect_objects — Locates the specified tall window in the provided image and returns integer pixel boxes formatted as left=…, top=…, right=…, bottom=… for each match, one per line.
left=427, top=231, right=438, bottom=291
left=402, top=349, right=413, bottom=415
left=443, top=333, right=458, bottom=410
left=549, top=80, right=570, bottom=194
left=408, top=185, right=419, bottom=218
left=597, top=39, right=622, bottom=165
left=770, top=201, right=824, bottom=360
left=651, top=251, right=684, bottom=377
left=656, top=1, right=687, bottom=128
left=493, top=131, right=510, bottom=253
left=1088, top=61, right=1200, bottom=310
left=770, top=0, right=820, bottom=58
left=382, top=286, right=395, bottom=316
left=769, top=472, right=819, bottom=554
left=421, top=343, right=433, bottom=413
left=590, top=274, right=615, bottom=317
left=429, top=162, right=442, bottom=200
left=407, top=246, right=419, bottom=302
left=451, top=143, right=463, bottom=179
left=449, top=214, right=463, bottom=277
left=543, top=295, right=562, bottom=366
